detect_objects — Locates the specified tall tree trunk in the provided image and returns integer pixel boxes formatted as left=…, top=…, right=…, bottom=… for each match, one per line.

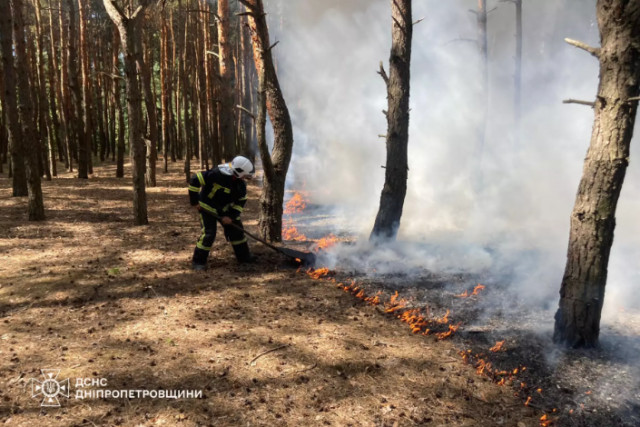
left=553, top=0, right=640, bottom=348
left=160, top=4, right=170, bottom=173
left=103, top=0, right=150, bottom=225
left=195, top=11, right=208, bottom=170
left=139, top=31, right=157, bottom=187
left=59, top=0, right=74, bottom=171
left=474, top=0, right=488, bottom=183
left=169, top=6, right=177, bottom=162
left=0, top=65, right=6, bottom=174
left=370, top=0, right=413, bottom=241
left=13, top=0, right=46, bottom=220
left=0, top=0, right=28, bottom=196
left=239, top=0, right=294, bottom=242
left=76, top=0, right=91, bottom=178
left=67, top=0, right=84, bottom=176
left=239, top=12, right=256, bottom=161
left=217, top=0, right=236, bottom=159
left=514, top=0, right=522, bottom=143
left=47, top=1, right=67, bottom=171
left=112, top=31, right=125, bottom=177
left=34, top=0, right=56, bottom=179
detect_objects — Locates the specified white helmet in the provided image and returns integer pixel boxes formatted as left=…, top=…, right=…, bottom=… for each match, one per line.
left=230, top=156, right=254, bottom=179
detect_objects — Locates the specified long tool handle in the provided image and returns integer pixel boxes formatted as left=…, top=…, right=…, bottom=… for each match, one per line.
left=211, top=213, right=283, bottom=254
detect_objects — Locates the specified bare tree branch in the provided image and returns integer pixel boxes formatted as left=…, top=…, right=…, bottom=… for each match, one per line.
left=236, top=105, right=255, bottom=120
left=412, top=17, right=424, bottom=26
left=206, top=50, right=220, bottom=58
left=267, top=41, right=279, bottom=52
left=565, top=38, right=601, bottom=58
left=378, top=61, right=389, bottom=86
left=563, top=99, right=595, bottom=107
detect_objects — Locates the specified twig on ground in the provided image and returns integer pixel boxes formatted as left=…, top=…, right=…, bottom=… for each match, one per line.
left=250, top=344, right=290, bottom=366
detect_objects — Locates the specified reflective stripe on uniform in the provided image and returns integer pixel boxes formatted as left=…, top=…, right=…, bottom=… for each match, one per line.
left=188, top=185, right=200, bottom=192
left=198, top=201, right=218, bottom=215
left=196, top=214, right=209, bottom=250
left=231, top=204, right=244, bottom=213
left=196, top=241, right=211, bottom=251
left=230, top=238, right=248, bottom=246
left=196, top=172, right=205, bottom=186
left=238, top=196, right=248, bottom=201
left=207, top=182, right=231, bottom=199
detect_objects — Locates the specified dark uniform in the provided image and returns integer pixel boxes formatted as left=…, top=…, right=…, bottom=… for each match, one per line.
left=188, top=167, right=253, bottom=266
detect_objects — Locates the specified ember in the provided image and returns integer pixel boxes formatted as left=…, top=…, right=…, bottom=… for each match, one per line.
left=489, top=340, right=505, bottom=352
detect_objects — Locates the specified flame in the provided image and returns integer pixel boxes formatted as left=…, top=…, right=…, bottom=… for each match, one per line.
left=384, top=291, right=408, bottom=313
left=471, top=284, right=486, bottom=295
left=436, top=309, right=450, bottom=324
left=284, top=192, right=307, bottom=214
left=489, top=340, right=505, bottom=352
left=307, top=268, right=331, bottom=280
left=524, top=396, right=532, bottom=406
left=436, top=324, right=459, bottom=341
left=539, top=414, right=554, bottom=427
left=456, top=284, right=485, bottom=298
left=282, top=224, right=308, bottom=241
left=316, top=234, right=339, bottom=251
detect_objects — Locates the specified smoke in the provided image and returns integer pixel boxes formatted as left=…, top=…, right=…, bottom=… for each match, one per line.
left=261, top=0, right=640, bottom=315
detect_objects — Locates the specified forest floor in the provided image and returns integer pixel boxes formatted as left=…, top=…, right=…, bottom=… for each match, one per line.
left=0, top=160, right=604, bottom=427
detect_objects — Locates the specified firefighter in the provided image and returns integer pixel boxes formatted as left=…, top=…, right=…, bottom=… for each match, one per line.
left=188, top=156, right=256, bottom=270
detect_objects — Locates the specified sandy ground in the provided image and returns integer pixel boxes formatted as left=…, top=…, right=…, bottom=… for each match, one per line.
left=0, top=160, right=545, bottom=426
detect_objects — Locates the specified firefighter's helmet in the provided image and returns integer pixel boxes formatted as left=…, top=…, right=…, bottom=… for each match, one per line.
left=230, top=156, right=254, bottom=179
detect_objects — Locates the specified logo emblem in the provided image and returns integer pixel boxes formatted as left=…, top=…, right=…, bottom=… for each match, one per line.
left=31, top=369, right=70, bottom=407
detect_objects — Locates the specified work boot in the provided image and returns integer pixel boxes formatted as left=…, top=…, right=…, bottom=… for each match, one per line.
left=233, top=242, right=257, bottom=263
left=192, top=263, right=207, bottom=271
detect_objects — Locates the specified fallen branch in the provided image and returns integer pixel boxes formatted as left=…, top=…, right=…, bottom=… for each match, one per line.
left=563, top=99, right=595, bottom=107
left=249, top=344, right=290, bottom=366
left=565, top=38, right=601, bottom=58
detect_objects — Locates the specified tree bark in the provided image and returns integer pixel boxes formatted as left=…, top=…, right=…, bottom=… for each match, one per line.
left=370, top=0, right=413, bottom=241
left=139, top=29, right=158, bottom=187
left=76, top=0, right=91, bottom=178
left=34, top=0, right=56, bottom=179
left=59, top=0, right=75, bottom=171
left=0, top=0, right=28, bottom=196
left=66, top=0, right=84, bottom=176
left=111, top=30, right=126, bottom=178
left=238, top=0, right=294, bottom=242
left=553, top=0, right=640, bottom=348
left=217, top=0, right=236, bottom=159
left=47, top=0, right=67, bottom=171
left=160, top=3, right=171, bottom=173
left=13, top=0, right=46, bottom=220
left=103, top=0, right=150, bottom=225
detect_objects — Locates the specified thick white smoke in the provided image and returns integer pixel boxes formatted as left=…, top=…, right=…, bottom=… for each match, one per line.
left=262, top=0, right=640, bottom=316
